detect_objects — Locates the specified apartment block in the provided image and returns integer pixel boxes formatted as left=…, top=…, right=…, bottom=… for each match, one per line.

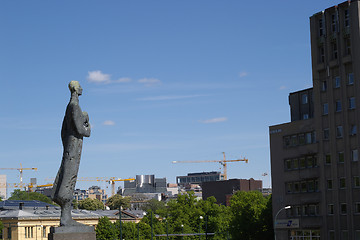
left=270, top=1, right=360, bottom=239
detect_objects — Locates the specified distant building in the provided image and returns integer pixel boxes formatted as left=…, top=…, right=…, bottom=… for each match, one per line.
left=202, top=178, right=262, bottom=206
left=0, top=175, right=6, bottom=199
left=0, top=200, right=138, bottom=240
left=73, top=186, right=108, bottom=204
left=176, top=171, right=224, bottom=187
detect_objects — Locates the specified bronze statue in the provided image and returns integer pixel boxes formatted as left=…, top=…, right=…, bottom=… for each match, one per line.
left=51, top=81, right=91, bottom=226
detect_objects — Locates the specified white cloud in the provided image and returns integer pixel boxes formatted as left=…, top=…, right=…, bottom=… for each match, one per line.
left=239, top=72, right=248, bottom=78
left=103, top=120, right=115, bottom=126
left=114, top=77, right=132, bottom=83
left=87, top=70, right=111, bottom=83
left=137, top=94, right=207, bottom=101
left=279, top=86, right=287, bottom=90
left=138, top=78, right=161, bottom=87
left=199, top=117, right=228, bottom=124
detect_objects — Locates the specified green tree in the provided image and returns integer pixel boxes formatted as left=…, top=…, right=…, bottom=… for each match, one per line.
left=229, top=191, right=271, bottom=240
left=78, top=198, right=104, bottom=210
left=9, top=189, right=53, bottom=204
left=106, top=194, right=130, bottom=210
left=141, top=198, right=166, bottom=213
left=95, top=216, right=117, bottom=240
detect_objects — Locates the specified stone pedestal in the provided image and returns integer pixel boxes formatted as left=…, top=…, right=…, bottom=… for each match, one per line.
left=48, top=226, right=96, bottom=240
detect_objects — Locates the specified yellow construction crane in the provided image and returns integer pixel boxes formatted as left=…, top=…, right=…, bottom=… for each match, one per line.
left=0, top=164, right=37, bottom=183
left=172, top=152, right=248, bottom=180
left=44, top=177, right=135, bottom=196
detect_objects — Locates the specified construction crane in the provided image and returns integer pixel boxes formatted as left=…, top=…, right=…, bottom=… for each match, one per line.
left=44, top=177, right=135, bottom=196
left=172, top=152, right=248, bottom=180
left=0, top=164, right=37, bottom=183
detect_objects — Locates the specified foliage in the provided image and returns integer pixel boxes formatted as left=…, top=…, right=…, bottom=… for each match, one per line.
left=95, top=192, right=273, bottom=240
left=95, top=217, right=117, bottom=240
left=141, top=198, right=166, bottom=213
left=9, top=189, right=53, bottom=204
left=78, top=198, right=104, bottom=211
left=106, top=194, right=131, bottom=210
left=229, top=191, right=273, bottom=240
left=72, top=199, right=78, bottom=209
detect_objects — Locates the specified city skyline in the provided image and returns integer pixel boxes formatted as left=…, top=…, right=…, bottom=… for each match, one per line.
left=0, top=1, right=341, bottom=192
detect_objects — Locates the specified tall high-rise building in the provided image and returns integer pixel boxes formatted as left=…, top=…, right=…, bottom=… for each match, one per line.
left=270, top=1, right=360, bottom=239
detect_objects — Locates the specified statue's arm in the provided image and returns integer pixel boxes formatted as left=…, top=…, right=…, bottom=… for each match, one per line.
left=71, top=104, right=91, bottom=137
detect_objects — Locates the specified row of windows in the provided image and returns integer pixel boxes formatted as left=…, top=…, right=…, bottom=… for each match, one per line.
left=287, top=204, right=320, bottom=217
left=328, top=202, right=360, bottom=215
left=318, top=9, right=349, bottom=37
left=325, top=150, right=358, bottom=164
left=323, top=125, right=357, bottom=140
left=322, top=97, right=355, bottom=115
left=283, top=131, right=316, bottom=148
left=284, top=155, right=317, bottom=171
left=290, top=230, right=320, bottom=240
left=321, top=73, right=354, bottom=91
left=318, top=37, right=351, bottom=62
left=286, top=179, right=319, bottom=194
left=327, top=176, right=360, bottom=190
left=5, top=226, right=68, bottom=239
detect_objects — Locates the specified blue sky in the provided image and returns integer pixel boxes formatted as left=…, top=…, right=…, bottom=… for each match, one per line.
left=0, top=0, right=341, bottom=195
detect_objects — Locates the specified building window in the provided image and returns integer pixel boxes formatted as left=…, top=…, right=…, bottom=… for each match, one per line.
left=299, top=157, right=306, bottom=168
left=302, top=113, right=309, bottom=120
left=319, top=18, right=324, bottom=36
left=336, top=100, right=342, bottom=112
left=350, top=125, right=357, bottom=136
left=345, top=9, right=350, bottom=27
left=340, top=203, right=347, bottom=214
left=286, top=182, right=293, bottom=193
left=319, top=46, right=325, bottom=63
left=293, top=158, right=299, bottom=169
left=352, top=149, right=358, bottom=161
left=331, top=14, right=337, bottom=32
left=329, top=231, right=335, bottom=240
left=355, top=203, right=360, bottom=213
left=8, top=227, right=11, bottom=239
left=301, top=181, right=307, bottom=193
left=338, top=152, right=345, bottom=163
left=321, top=81, right=327, bottom=91
left=336, top=126, right=343, bottom=138
left=293, top=182, right=300, bottom=193
left=285, top=159, right=292, bottom=170
left=323, top=128, right=329, bottom=140
left=25, top=227, right=33, bottom=238
left=340, top=178, right=346, bottom=188
left=345, top=38, right=351, bottom=55
left=348, top=73, right=354, bottom=85
left=332, top=42, right=338, bottom=59
left=334, top=76, right=341, bottom=88
left=307, top=156, right=317, bottom=168
left=302, top=94, right=308, bottom=104
left=328, top=179, right=333, bottom=190
left=349, top=97, right=355, bottom=109
left=299, top=134, right=305, bottom=145
left=43, top=226, right=47, bottom=238
left=325, top=154, right=331, bottom=164
left=323, top=103, right=329, bottom=115
left=353, top=176, right=360, bottom=188
left=328, top=204, right=334, bottom=215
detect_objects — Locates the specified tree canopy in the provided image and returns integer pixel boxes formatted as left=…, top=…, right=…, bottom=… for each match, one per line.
left=78, top=197, right=104, bottom=210
left=9, top=189, right=53, bottom=204
left=106, top=194, right=131, bottom=210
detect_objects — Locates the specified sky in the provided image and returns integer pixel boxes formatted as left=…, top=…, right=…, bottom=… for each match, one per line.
left=0, top=0, right=342, bottom=196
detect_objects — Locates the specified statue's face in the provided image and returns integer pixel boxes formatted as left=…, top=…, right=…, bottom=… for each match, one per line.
left=76, top=85, right=83, bottom=96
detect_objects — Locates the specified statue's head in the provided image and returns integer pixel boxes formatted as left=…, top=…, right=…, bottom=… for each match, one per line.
left=68, top=81, right=83, bottom=96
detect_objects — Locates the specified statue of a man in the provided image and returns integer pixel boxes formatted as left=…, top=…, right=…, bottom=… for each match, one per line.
left=51, top=81, right=91, bottom=226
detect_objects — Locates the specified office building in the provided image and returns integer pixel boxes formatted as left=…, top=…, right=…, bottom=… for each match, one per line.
left=176, top=171, right=223, bottom=187
left=202, top=178, right=262, bottom=206
left=270, top=1, right=360, bottom=239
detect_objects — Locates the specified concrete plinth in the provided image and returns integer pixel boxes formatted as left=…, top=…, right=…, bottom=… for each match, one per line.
left=48, top=226, right=96, bottom=240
